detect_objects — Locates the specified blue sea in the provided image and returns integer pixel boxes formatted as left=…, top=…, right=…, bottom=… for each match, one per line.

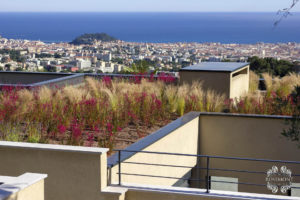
left=0, top=12, right=300, bottom=44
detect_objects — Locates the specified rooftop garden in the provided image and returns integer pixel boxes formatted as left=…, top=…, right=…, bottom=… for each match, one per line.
left=0, top=72, right=299, bottom=152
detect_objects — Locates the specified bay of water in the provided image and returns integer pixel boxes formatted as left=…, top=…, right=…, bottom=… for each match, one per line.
left=0, top=12, right=300, bottom=43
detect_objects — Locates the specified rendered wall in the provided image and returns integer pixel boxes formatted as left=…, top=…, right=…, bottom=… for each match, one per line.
left=229, top=66, right=249, bottom=99
left=179, top=71, right=230, bottom=98
left=0, top=142, right=108, bottom=200
left=124, top=187, right=300, bottom=200
left=109, top=114, right=200, bottom=186
left=0, top=72, right=72, bottom=84
left=193, top=114, right=300, bottom=195
left=7, top=179, right=45, bottom=200
left=0, top=173, right=47, bottom=200
left=125, top=189, right=237, bottom=200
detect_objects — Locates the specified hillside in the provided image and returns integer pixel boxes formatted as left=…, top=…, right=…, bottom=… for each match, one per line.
left=70, top=33, right=117, bottom=45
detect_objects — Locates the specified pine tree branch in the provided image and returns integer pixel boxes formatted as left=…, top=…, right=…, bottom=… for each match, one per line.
left=274, top=0, right=299, bottom=26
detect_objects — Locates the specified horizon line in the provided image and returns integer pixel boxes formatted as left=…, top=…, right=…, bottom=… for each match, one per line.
left=0, top=11, right=299, bottom=13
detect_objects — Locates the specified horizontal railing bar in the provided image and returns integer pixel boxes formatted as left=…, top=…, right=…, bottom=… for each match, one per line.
left=212, top=181, right=300, bottom=189
left=118, top=172, right=272, bottom=188
left=208, top=169, right=300, bottom=177
left=123, top=161, right=194, bottom=169
left=114, top=149, right=300, bottom=164
left=113, top=149, right=200, bottom=157
left=122, top=162, right=269, bottom=175
left=210, top=180, right=266, bottom=187
left=208, top=167, right=267, bottom=174
left=119, top=163, right=300, bottom=180
left=119, top=172, right=300, bottom=189
left=118, top=172, right=205, bottom=182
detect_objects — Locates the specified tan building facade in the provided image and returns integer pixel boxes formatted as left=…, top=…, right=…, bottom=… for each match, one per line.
left=0, top=112, right=299, bottom=200
left=179, top=62, right=250, bottom=99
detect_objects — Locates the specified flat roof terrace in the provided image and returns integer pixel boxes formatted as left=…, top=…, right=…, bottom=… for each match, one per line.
left=179, top=62, right=249, bottom=72
left=0, top=71, right=84, bottom=89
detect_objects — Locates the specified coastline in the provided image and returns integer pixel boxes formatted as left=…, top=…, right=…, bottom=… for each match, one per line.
left=0, top=12, right=300, bottom=44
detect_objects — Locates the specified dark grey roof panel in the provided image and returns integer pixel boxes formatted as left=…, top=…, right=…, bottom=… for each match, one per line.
left=180, top=62, right=249, bottom=72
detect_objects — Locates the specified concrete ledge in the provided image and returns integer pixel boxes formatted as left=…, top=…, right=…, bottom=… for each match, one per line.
left=120, top=183, right=299, bottom=200
left=0, top=141, right=109, bottom=154
left=0, top=71, right=84, bottom=88
left=101, top=186, right=128, bottom=200
left=108, top=111, right=201, bottom=167
left=199, top=112, right=292, bottom=119
left=108, top=111, right=292, bottom=169
left=0, top=173, right=47, bottom=200
left=0, top=141, right=109, bottom=200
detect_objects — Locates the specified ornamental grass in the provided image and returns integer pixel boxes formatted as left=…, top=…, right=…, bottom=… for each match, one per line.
left=0, top=72, right=299, bottom=151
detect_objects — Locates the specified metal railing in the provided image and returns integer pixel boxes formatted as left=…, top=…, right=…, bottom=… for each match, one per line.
left=114, top=149, right=300, bottom=194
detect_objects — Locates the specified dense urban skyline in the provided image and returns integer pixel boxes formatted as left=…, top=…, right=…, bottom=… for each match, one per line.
left=1, top=0, right=300, bottom=12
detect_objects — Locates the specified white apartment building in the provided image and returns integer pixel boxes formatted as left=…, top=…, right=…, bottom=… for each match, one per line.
left=77, top=59, right=92, bottom=69
left=96, top=61, right=123, bottom=73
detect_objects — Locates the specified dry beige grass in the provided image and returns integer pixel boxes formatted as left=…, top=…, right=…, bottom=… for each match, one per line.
left=260, top=73, right=300, bottom=96
left=249, top=71, right=259, bottom=93
left=262, top=73, right=273, bottom=91
left=38, top=86, right=53, bottom=103
left=63, top=85, right=88, bottom=103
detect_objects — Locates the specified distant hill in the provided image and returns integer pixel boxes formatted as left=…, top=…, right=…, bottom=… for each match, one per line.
left=70, top=33, right=117, bottom=45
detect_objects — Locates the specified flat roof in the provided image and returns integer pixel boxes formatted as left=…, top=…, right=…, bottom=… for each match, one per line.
left=180, top=62, right=249, bottom=72
left=0, top=141, right=109, bottom=154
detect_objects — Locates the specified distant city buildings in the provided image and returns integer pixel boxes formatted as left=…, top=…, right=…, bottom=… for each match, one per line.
left=0, top=36, right=299, bottom=74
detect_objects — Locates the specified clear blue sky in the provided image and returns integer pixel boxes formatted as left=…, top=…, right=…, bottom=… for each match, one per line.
left=1, top=0, right=300, bottom=12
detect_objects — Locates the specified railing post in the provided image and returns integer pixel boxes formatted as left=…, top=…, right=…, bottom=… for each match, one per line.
left=206, top=156, right=210, bottom=193
left=118, top=150, right=121, bottom=186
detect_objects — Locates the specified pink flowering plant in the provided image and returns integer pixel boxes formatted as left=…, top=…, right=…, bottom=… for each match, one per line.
left=0, top=73, right=298, bottom=151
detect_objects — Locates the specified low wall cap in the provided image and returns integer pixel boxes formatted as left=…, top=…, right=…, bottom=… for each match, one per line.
left=180, top=62, right=249, bottom=72
left=0, top=141, right=109, bottom=154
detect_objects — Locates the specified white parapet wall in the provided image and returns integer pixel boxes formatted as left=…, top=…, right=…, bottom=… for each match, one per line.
left=106, top=112, right=300, bottom=199
left=194, top=113, right=300, bottom=196
left=0, top=142, right=109, bottom=200
left=1, top=112, right=300, bottom=200
left=108, top=112, right=200, bottom=187
left=0, top=173, right=47, bottom=200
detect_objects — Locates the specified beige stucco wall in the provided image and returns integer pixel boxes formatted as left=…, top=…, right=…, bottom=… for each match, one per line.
left=109, top=117, right=199, bottom=186
left=124, top=187, right=296, bottom=200
left=180, top=66, right=250, bottom=99
left=229, top=66, right=249, bottom=99
left=125, top=189, right=233, bottom=200
left=193, top=114, right=300, bottom=195
left=0, top=142, right=108, bottom=200
left=6, top=179, right=45, bottom=200
left=179, top=71, right=230, bottom=98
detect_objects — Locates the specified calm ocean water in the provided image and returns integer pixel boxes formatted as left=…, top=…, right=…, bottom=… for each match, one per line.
left=0, top=12, right=300, bottom=43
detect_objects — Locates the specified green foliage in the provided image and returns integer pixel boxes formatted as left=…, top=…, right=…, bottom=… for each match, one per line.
left=35, top=53, right=53, bottom=58
left=123, top=60, right=151, bottom=74
left=5, top=64, right=11, bottom=71
left=15, top=67, right=23, bottom=71
left=54, top=53, right=62, bottom=59
left=1, top=57, right=8, bottom=63
left=76, top=69, right=85, bottom=73
left=0, top=49, right=25, bottom=63
left=44, top=66, right=57, bottom=72
left=177, top=97, right=185, bottom=116
left=70, top=33, right=117, bottom=45
left=281, top=86, right=300, bottom=147
left=0, top=123, right=20, bottom=142
left=26, top=124, right=41, bottom=143
left=111, top=58, right=124, bottom=64
left=248, top=56, right=296, bottom=77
